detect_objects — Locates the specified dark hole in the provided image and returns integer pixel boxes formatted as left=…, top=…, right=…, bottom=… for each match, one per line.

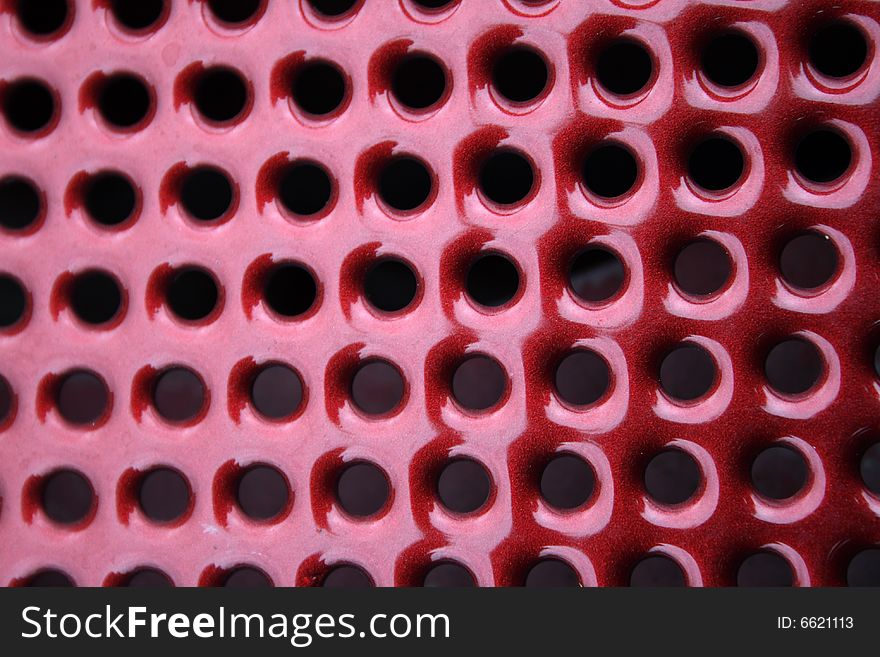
left=110, top=0, right=164, bottom=31
left=378, top=156, right=432, bottom=212
left=323, top=564, right=374, bottom=588
left=737, top=552, right=794, bottom=587
left=659, top=343, right=717, bottom=402
left=56, top=370, right=109, bottom=426
left=860, top=443, right=880, bottom=495
left=701, top=31, right=760, bottom=88
left=208, top=0, right=262, bottom=24
left=292, top=62, right=347, bottom=116
left=674, top=239, right=732, bottom=297
left=779, top=231, right=838, bottom=291
left=423, top=561, right=475, bottom=587
left=392, top=55, right=447, bottom=110
left=795, top=129, right=852, bottom=184
left=596, top=39, right=653, bottom=96
left=466, top=253, right=520, bottom=308
left=688, top=136, right=744, bottom=192
left=264, top=263, right=318, bottom=318
left=847, top=549, right=880, bottom=587
left=25, top=569, right=75, bottom=587
left=554, top=349, right=611, bottom=408
left=764, top=338, right=824, bottom=396
left=278, top=162, right=333, bottom=217
left=307, top=0, right=359, bottom=18
left=582, top=143, right=638, bottom=199
left=336, top=461, right=390, bottom=518
left=350, top=360, right=405, bottom=416
left=540, top=453, right=595, bottom=511
left=479, top=150, right=535, bottom=206
left=568, top=247, right=625, bottom=303
left=98, top=74, right=151, bottom=129
left=124, top=568, right=174, bottom=588
left=84, top=172, right=137, bottom=227
left=0, top=375, right=12, bottom=423
left=0, top=275, right=27, bottom=328
left=525, top=558, right=580, bottom=587
left=15, top=0, right=69, bottom=36
left=166, top=267, right=218, bottom=322
left=138, top=467, right=191, bottom=523
left=0, top=176, right=41, bottom=231
left=809, top=21, right=869, bottom=79
left=250, top=364, right=303, bottom=420
left=436, top=458, right=492, bottom=515
left=180, top=167, right=233, bottom=222
left=644, top=449, right=701, bottom=506
left=194, top=67, right=248, bottom=124
left=492, top=47, right=548, bottom=104
left=751, top=445, right=808, bottom=501
left=223, top=566, right=273, bottom=588
left=630, top=555, right=686, bottom=587
left=413, top=0, right=455, bottom=8
left=2, top=78, right=55, bottom=134
left=41, top=469, right=93, bottom=525
left=69, top=270, right=122, bottom=325
left=451, top=355, right=507, bottom=412
left=236, top=464, right=290, bottom=521
left=152, top=367, right=206, bottom=424
left=364, top=259, right=417, bottom=313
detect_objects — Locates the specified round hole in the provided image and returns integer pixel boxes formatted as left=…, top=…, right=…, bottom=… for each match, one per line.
left=110, top=0, right=165, bottom=32
left=466, top=253, right=520, bottom=309
left=56, top=370, right=109, bottom=426
left=0, top=274, right=27, bottom=328
left=69, top=270, right=122, bottom=326
left=568, top=247, right=626, bottom=304
left=701, top=31, right=760, bottom=88
left=165, top=267, right=219, bottom=323
left=25, top=569, right=75, bottom=587
left=659, top=343, right=717, bottom=402
left=423, top=561, right=476, bottom=587
left=292, top=61, right=347, bottom=117
left=278, top=162, right=333, bottom=217
left=436, top=458, right=492, bottom=515
left=350, top=360, right=405, bottom=416
left=764, top=338, right=824, bottom=396
left=673, top=239, right=732, bottom=298
left=378, top=156, right=432, bottom=213
left=0, top=375, right=13, bottom=424
left=84, top=172, right=137, bottom=227
left=193, top=67, right=248, bottom=125
left=364, top=258, right=418, bottom=313
left=751, top=445, right=808, bottom=501
left=644, top=449, right=701, bottom=506
left=124, top=568, right=174, bottom=588
left=630, top=555, right=686, bottom=587
left=582, top=143, right=639, bottom=200
left=554, top=350, right=611, bottom=408
left=412, top=0, right=455, bottom=8
left=779, top=231, right=839, bottom=292
left=323, top=564, right=374, bottom=588
left=809, top=21, right=869, bottom=79
left=492, top=46, right=549, bottom=104
left=263, top=263, right=318, bottom=318
left=795, top=129, right=852, bottom=185
left=451, top=355, right=507, bottom=412
left=97, top=73, right=152, bottom=129
left=2, top=78, right=55, bottom=134
left=15, top=0, right=70, bottom=37
left=207, top=0, right=263, bottom=24
left=596, top=39, right=653, bottom=97
left=391, top=54, right=447, bottom=110
left=138, top=467, right=191, bottom=524
left=688, top=136, right=744, bottom=193
left=179, top=167, right=234, bottom=222
left=737, top=552, right=794, bottom=587
left=250, top=364, right=303, bottom=420
left=41, top=469, right=94, bottom=525
left=223, top=566, right=273, bottom=588
left=525, top=558, right=580, bottom=587
left=860, top=443, right=880, bottom=495
left=540, top=453, right=595, bottom=511
left=479, top=150, right=535, bottom=207
left=0, top=176, right=41, bottom=231
left=307, top=0, right=359, bottom=18
left=335, top=461, right=390, bottom=518
left=847, top=549, right=880, bottom=587
left=152, top=367, right=206, bottom=424
left=236, top=464, right=290, bottom=522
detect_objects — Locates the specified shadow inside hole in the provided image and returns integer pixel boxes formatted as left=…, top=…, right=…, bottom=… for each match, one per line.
left=250, top=364, right=303, bottom=420
left=596, top=39, right=653, bottom=97
left=378, top=157, right=432, bottom=212
left=554, top=350, right=610, bottom=408
left=152, top=367, right=205, bottom=423
left=292, top=62, right=347, bottom=117
left=413, top=0, right=456, bottom=8
left=525, top=558, right=580, bottom=587
left=138, top=468, right=190, bottom=523
left=236, top=465, right=290, bottom=521
left=847, top=549, right=880, bottom=587
left=391, top=55, right=447, bottom=110
left=98, top=74, right=151, bottom=129
left=479, top=150, right=534, bottom=206
left=737, top=552, right=794, bottom=587
left=688, top=136, right=744, bottom=193
left=701, top=31, right=759, bottom=88
left=15, top=0, right=69, bottom=37
left=436, top=458, right=491, bottom=514
left=466, top=253, right=520, bottom=308
left=423, top=561, right=476, bottom=587
left=451, top=355, right=507, bottom=411
left=540, top=453, right=595, bottom=511
left=0, top=177, right=41, bottom=231
left=208, top=0, right=263, bottom=24
left=41, top=469, right=93, bottom=525
left=278, top=162, right=333, bottom=217
left=568, top=247, right=626, bottom=304
left=582, top=143, right=638, bottom=200
left=180, top=167, right=233, bottom=222
left=335, top=461, right=389, bottom=518
left=223, top=567, right=273, bottom=588
left=56, top=370, right=109, bottom=426
left=124, top=568, right=174, bottom=588
left=644, top=449, right=701, bottom=506
left=659, top=343, right=717, bottom=402
left=166, top=268, right=218, bottom=322
left=0, top=375, right=12, bottom=423
left=751, top=445, right=808, bottom=501
left=110, top=0, right=165, bottom=31
left=364, top=259, right=417, bottom=313
left=764, top=338, right=824, bottom=396
left=84, top=172, right=137, bottom=227
left=0, top=275, right=27, bottom=328
left=263, top=264, right=318, bottom=318
left=673, top=239, right=732, bottom=298
left=809, top=21, right=869, bottom=79
left=779, top=231, right=838, bottom=291
left=307, top=0, right=359, bottom=18
left=70, top=270, right=122, bottom=325
left=24, top=570, right=76, bottom=587
left=350, top=360, right=405, bottom=416
left=795, top=129, right=852, bottom=185
left=630, top=555, right=686, bottom=587
left=323, top=564, right=374, bottom=588
left=492, top=47, right=548, bottom=104
left=860, top=443, right=880, bottom=495
left=194, top=67, right=248, bottom=124
left=2, top=79, right=55, bottom=134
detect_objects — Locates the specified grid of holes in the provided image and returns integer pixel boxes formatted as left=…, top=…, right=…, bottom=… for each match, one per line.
left=1, top=0, right=879, bottom=587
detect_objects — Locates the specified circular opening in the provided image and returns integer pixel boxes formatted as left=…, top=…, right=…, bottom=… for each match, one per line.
left=644, top=449, right=701, bottom=506
left=492, top=46, right=549, bottom=104
left=41, top=469, right=94, bottom=525
left=596, top=39, right=653, bottom=97
left=423, top=561, right=476, bottom=587
left=152, top=367, right=206, bottom=424
left=809, top=20, right=869, bottom=79
left=479, top=150, right=535, bottom=207
left=568, top=247, right=626, bottom=304
left=69, top=270, right=122, bottom=325
left=391, top=54, right=447, bottom=110
left=451, top=355, right=507, bottom=412
left=179, top=166, right=234, bottom=222
left=860, top=443, right=880, bottom=495
left=674, top=238, right=732, bottom=298
left=335, top=461, right=390, bottom=519
left=466, top=253, right=520, bottom=309
left=751, top=445, right=808, bottom=501
left=378, top=156, right=432, bottom=213
left=630, top=555, right=686, bottom=587
left=83, top=172, right=137, bottom=227
left=659, top=343, right=717, bottom=402
left=350, top=360, right=405, bottom=417
left=193, top=67, right=249, bottom=125
left=56, top=370, right=109, bottom=426
left=123, top=568, right=173, bottom=588
left=582, top=143, right=639, bottom=200
left=437, top=458, right=492, bottom=515
left=166, top=267, right=219, bottom=323
left=263, top=263, right=318, bottom=319
left=278, top=162, right=333, bottom=218
left=701, top=31, right=760, bottom=88
left=540, top=453, right=595, bottom=511
left=737, top=552, right=794, bottom=587
left=15, top=0, right=70, bottom=37
left=223, top=567, right=272, bottom=588
left=110, top=0, right=165, bottom=32
left=412, top=0, right=456, bottom=8
left=24, top=569, right=75, bottom=587
left=292, top=61, right=347, bottom=117
left=138, top=467, right=191, bottom=524
left=0, top=176, right=41, bottom=232
left=795, top=129, right=852, bottom=185
left=764, top=338, right=824, bottom=396
left=2, top=78, right=55, bottom=135
left=0, top=375, right=13, bottom=425
left=307, top=0, right=359, bottom=18
left=847, top=549, right=880, bottom=587
left=0, top=274, right=27, bottom=329
left=554, top=349, right=611, bottom=408
left=525, top=558, right=580, bottom=587
left=323, top=564, right=374, bottom=588
left=97, top=73, right=152, bottom=130
left=250, top=364, right=303, bottom=420
left=364, top=258, right=418, bottom=314
left=688, top=136, right=744, bottom=193
left=236, top=464, right=290, bottom=522
left=207, top=0, right=263, bottom=25
left=779, top=231, right=839, bottom=292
